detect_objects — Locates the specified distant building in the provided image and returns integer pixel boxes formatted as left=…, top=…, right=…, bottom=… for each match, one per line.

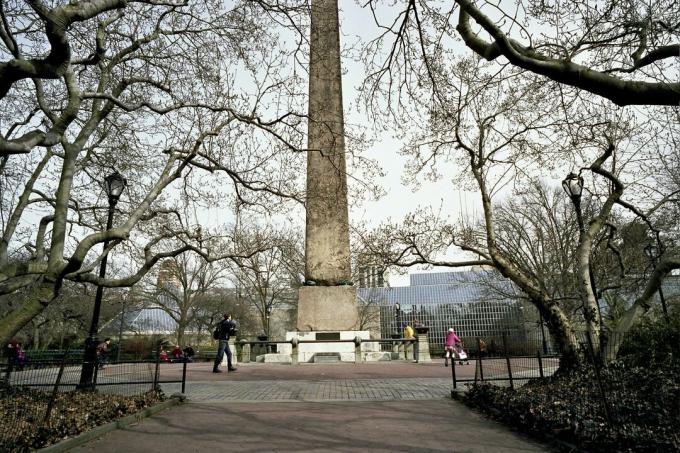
left=357, top=269, right=530, bottom=352
left=357, top=264, right=388, bottom=288
left=156, top=259, right=182, bottom=289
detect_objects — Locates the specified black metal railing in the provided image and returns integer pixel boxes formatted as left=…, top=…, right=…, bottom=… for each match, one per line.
left=0, top=346, right=188, bottom=448
left=449, top=334, right=561, bottom=394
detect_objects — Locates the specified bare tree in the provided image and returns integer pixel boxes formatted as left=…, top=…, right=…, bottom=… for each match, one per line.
left=362, top=0, right=679, bottom=106
left=146, top=254, right=230, bottom=347
left=228, top=225, right=303, bottom=337
left=0, top=0, right=307, bottom=346
left=357, top=52, right=680, bottom=367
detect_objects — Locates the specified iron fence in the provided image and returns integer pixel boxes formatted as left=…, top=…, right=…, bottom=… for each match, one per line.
left=449, top=333, right=561, bottom=392
left=0, top=345, right=187, bottom=449
left=449, top=331, right=646, bottom=429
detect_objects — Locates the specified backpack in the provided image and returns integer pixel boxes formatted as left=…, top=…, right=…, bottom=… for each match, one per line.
left=213, top=320, right=236, bottom=340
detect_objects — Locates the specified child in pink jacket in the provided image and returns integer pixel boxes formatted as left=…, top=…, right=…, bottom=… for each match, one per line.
left=444, top=328, right=460, bottom=367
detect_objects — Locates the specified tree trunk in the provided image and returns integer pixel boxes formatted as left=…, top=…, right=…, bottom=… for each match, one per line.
left=0, top=283, right=54, bottom=348
left=176, top=324, right=186, bottom=348
left=473, top=167, right=584, bottom=370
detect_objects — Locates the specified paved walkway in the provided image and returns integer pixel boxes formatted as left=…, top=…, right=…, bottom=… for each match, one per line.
left=73, top=362, right=553, bottom=452
left=163, top=378, right=452, bottom=402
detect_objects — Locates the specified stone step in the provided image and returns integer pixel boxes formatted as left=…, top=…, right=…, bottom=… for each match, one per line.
left=313, top=353, right=341, bottom=363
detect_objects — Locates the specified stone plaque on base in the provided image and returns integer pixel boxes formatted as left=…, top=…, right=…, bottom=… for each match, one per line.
left=297, top=286, right=358, bottom=331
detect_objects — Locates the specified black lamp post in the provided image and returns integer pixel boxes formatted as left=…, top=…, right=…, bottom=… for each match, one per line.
left=116, top=291, right=128, bottom=363
left=266, top=305, right=272, bottom=336
left=394, top=302, right=402, bottom=336
left=538, top=311, right=548, bottom=355
left=644, top=244, right=669, bottom=321
left=79, top=170, right=127, bottom=389
left=562, top=172, right=585, bottom=234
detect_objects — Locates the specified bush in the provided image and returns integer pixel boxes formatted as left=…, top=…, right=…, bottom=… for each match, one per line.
left=463, top=316, right=680, bottom=452
left=616, top=310, right=680, bottom=368
left=0, top=384, right=164, bottom=451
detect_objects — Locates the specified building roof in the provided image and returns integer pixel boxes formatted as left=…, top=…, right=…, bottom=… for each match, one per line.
left=359, top=270, right=518, bottom=306
left=102, top=304, right=197, bottom=335
left=409, top=270, right=497, bottom=286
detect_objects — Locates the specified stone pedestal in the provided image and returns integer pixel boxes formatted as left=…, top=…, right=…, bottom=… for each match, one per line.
left=239, top=341, right=250, bottom=363
left=416, top=332, right=432, bottom=363
left=221, top=338, right=237, bottom=366
left=278, top=330, right=377, bottom=362
left=297, top=286, right=358, bottom=331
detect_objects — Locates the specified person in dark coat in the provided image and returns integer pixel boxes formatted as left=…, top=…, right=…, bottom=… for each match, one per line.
left=183, top=345, right=195, bottom=362
left=213, top=313, right=237, bottom=373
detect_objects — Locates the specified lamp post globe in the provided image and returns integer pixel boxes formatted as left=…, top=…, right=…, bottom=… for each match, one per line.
left=105, top=170, right=127, bottom=203
left=562, top=172, right=584, bottom=199
left=394, top=302, right=402, bottom=336
left=78, top=170, right=127, bottom=389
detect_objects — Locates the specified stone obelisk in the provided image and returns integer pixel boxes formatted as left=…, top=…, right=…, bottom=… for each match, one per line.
left=297, top=0, right=359, bottom=332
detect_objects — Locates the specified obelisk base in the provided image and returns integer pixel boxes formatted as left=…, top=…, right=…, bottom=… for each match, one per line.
left=297, top=286, right=359, bottom=331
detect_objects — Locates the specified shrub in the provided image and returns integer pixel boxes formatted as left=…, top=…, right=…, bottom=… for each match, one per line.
left=0, top=384, right=164, bottom=451
left=463, top=316, right=680, bottom=452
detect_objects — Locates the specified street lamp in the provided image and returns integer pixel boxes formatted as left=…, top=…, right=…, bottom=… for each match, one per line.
left=644, top=243, right=669, bottom=320
left=116, top=291, right=129, bottom=362
left=79, top=170, right=127, bottom=389
left=266, top=305, right=272, bottom=335
left=562, top=172, right=585, bottom=234
left=538, top=311, right=548, bottom=355
left=265, top=305, right=273, bottom=352
left=394, top=302, right=402, bottom=336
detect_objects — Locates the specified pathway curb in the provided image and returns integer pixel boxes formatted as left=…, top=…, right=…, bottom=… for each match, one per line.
left=39, top=394, right=185, bottom=453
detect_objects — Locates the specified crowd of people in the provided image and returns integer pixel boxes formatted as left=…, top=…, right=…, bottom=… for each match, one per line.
left=7, top=316, right=481, bottom=371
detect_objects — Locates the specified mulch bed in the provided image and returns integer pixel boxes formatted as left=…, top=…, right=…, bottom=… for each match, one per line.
left=0, top=382, right=163, bottom=452
left=461, top=359, right=680, bottom=452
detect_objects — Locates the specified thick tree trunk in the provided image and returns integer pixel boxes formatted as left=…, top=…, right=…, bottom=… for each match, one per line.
left=0, top=283, right=54, bottom=348
left=472, top=166, right=584, bottom=370
left=176, top=324, right=186, bottom=348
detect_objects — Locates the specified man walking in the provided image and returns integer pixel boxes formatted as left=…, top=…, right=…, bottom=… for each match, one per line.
left=213, top=313, right=237, bottom=373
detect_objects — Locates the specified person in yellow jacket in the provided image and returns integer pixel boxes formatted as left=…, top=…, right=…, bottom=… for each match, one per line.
left=404, top=324, right=415, bottom=339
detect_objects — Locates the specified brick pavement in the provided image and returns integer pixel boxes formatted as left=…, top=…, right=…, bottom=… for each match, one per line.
left=72, top=362, right=554, bottom=452
left=163, top=378, right=452, bottom=402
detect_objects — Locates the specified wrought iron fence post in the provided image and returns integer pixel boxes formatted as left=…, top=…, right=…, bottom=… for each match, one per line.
left=450, top=350, right=457, bottom=395
left=413, top=338, right=418, bottom=363
left=354, top=336, right=362, bottom=364
left=181, top=356, right=188, bottom=394
left=44, top=349, right=69, bottom=426
left=93, top=357, right=99, bottom=389
left=503, top=333, right=514, bottom=390
left=537, top=349, right=544, bottom=379
left=476, top=337, right=484, bottom=383
left=153, top=341, right=161, bottom=392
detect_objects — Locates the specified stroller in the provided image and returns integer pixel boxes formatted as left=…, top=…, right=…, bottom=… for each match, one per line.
left=455, top=344, right=470, bottom=365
